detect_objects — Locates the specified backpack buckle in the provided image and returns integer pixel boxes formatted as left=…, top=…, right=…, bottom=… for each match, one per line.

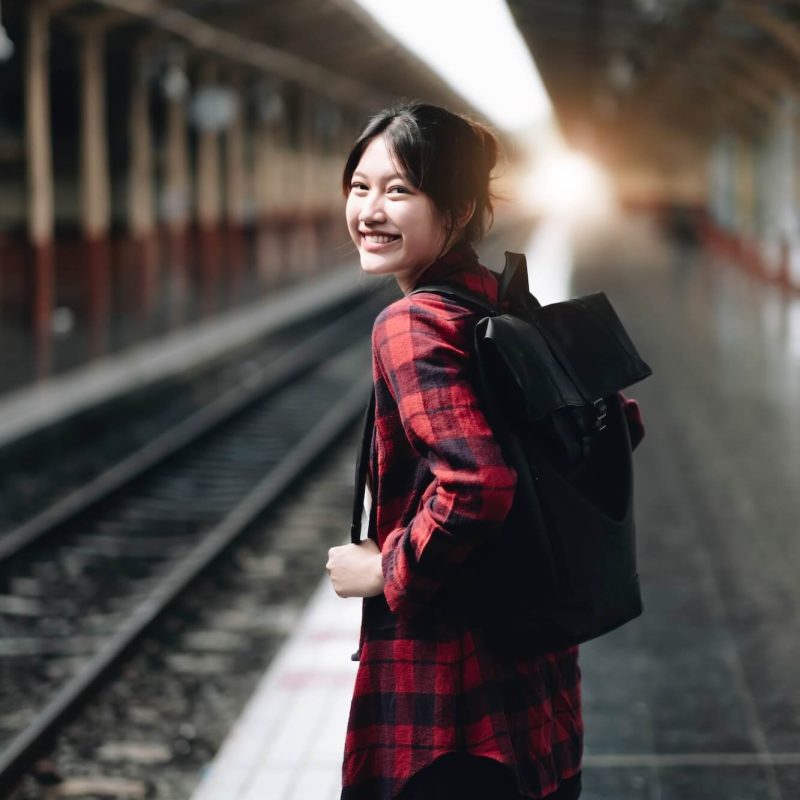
left=593, top=398, right=607, bottom=432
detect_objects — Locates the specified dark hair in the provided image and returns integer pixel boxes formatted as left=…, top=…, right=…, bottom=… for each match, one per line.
left=341, top=101, right=502, bottom=260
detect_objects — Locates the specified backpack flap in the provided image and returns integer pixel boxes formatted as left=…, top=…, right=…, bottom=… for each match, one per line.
left=478, top=314, right=586, bottom=423
left=476, top=291, right=651, bottom=473
left=479, top=293, right=650, bottom=418
left=535, top=292, right=652, bottom=398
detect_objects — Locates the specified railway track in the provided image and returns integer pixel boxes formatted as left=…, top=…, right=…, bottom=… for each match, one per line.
left=0, top=291, right=387, bottom=794
left=0, top=292, right=375, bottom=559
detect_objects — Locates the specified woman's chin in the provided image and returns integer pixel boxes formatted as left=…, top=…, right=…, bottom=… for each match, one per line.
left=359, top=253, right=398, bottom=276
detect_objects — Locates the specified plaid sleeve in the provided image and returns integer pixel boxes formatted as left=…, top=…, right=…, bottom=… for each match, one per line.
left=618, top=391, right=645, bottom=451
left=373, top=298, right=518, bottom=618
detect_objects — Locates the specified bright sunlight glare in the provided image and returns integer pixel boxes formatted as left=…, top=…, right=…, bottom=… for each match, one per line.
left=348, top=0, right=552, bottom=133
left=520, top=149, right=616, bottom=220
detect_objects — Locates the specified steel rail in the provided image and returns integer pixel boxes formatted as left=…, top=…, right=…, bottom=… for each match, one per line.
left=0, top=299, right=378, bottom=564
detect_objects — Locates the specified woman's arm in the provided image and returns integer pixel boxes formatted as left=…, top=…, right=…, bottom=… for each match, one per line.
left=373, top=299, right=518, bottom=618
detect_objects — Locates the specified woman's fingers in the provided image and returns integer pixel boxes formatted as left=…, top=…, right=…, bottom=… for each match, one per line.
left=326, top=542, right=384, bottom=598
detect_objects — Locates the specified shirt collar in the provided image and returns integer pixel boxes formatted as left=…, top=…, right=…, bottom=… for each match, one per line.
left=410, top=240, right=482, bottom=290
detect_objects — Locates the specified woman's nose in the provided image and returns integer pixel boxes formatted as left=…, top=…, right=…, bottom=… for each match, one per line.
left=360, top=193, right=386, bottom=223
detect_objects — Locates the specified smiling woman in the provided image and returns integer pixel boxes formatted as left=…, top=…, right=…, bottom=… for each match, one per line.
left=328, top=102, right=584, bottom=800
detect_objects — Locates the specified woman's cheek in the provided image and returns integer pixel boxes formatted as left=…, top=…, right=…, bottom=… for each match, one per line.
left=344, top=197, right=359, bottom=240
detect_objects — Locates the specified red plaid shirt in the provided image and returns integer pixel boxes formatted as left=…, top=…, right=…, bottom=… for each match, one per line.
left=342, top=241, right=643, bottom=799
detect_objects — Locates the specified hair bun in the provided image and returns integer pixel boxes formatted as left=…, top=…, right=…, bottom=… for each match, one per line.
left=477, top=124, right=498, bottom=172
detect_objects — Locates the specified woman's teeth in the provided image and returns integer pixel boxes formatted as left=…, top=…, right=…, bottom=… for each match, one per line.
left=364, top=234, right=399, bottom=243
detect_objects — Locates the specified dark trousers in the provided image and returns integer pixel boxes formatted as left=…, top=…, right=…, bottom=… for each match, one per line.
left=397, top=753, right=581, bottom=800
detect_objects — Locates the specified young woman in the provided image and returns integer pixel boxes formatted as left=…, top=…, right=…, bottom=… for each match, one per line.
left=326, top=102, right=586, bottom=800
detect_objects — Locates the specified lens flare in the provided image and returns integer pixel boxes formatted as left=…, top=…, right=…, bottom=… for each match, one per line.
left=520, top=149, right=615, bottom=220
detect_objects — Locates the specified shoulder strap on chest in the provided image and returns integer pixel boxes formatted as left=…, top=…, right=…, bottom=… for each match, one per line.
left=351, top=390, right=375, bottom=544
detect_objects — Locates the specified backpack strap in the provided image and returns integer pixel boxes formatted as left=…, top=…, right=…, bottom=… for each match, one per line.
left=408, top=282, right=498, bottom=315
left=351, top=389, right=375, bottom=544
left=412, top=279, right=560, bottom=588
left=499, top=251, right=538, bottom=308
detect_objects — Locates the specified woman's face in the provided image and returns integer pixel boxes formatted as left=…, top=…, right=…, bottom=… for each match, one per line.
left=345, top=134, right=451, bottom=293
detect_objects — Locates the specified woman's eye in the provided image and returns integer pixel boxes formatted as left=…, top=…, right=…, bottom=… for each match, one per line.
left=349, top=183, right=408, bottom=194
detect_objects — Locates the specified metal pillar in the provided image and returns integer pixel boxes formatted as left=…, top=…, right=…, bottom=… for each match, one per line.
left=129, top=44, right=155, bottom=239
left=24, top=0, right=54, bottom=374
left=80, top=24, right=111, bottom=240
left=255, top=113, right=291, bottom=286
left=223, top=76, right=247, bottom=295
left=196, top=62, right=222, bottom=231
left=225, top=75, right=247, bottom=229
left=298, top=92, right=317, bottom=274
left=128, top=43, right=159, bottom=314
left=25, top=0, right=53, bottom=249
left=164, top=55, right=191, bottom=235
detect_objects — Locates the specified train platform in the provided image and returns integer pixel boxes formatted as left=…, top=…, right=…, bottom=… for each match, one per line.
left=0, top=257, right=366, bottom=451
left=0, top=217, right=537, bottom=453
left=186, top=211, right=800, bottom=800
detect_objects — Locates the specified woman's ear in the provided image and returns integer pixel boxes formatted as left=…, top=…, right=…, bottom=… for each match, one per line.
left=456, top=200, right=477, bottom=230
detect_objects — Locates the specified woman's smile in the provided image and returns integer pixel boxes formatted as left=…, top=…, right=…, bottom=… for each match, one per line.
left=361, top=233, right=401, bottom=251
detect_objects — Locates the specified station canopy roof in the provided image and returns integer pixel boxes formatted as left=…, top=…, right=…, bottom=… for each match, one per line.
left=506, top=0, right=800, bottom=153
left=14, top=0, right=480, bottom=119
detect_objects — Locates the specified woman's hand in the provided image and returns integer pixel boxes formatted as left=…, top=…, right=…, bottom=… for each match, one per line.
left=326, top=539, right=385, bottom=598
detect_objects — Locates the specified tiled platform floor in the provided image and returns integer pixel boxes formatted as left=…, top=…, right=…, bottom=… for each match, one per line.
left=188, top=213, right=800, bottom=800
left=189, top=579, right=360, bottom=800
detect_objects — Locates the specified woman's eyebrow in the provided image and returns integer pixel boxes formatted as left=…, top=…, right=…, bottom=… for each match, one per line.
left=352, top=170, right=404, bottom=181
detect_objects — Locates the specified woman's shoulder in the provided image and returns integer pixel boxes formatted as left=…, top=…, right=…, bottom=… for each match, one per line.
left=377, top=289, right=476, bottom=323
left=372, top=291, right=473, bottom=351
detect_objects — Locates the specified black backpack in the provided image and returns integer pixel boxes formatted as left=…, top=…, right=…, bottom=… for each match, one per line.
left=352, top=251, right=652, bottom=655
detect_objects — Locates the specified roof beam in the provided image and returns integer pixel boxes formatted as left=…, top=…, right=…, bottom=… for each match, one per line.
left=673, top=77, right=767, bottom=140
left=733, top=1, right=800, bottom=62
left=723, top=41, right=796, bottom=93
left=691, top=44, right=779, bottom=117
left=618, top=3, right=724, bottom=121
left=85, top=0, right=391, bottom=108
left=44, top=0, right=83, bottom=13
left=59, top=7, right=133, bottom=33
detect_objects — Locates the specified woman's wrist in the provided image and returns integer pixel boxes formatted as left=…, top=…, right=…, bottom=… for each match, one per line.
left=373, top=552, right=385, bottom=594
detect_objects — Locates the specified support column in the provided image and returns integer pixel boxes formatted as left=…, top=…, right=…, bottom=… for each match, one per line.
left=80, top=24, right=111, bottom=240
left=733, top=134, right=763, bottom=275
left=225, top=75, right=247, bottom=294
left=26, top=0, right=53, bottom=250
left=129, top=45, right=155, bottom=239
left=165, top=99, right=191, bottom=232
left=195, top=62, right=222, bottom=313
left=164, top=51, right=191, bottom=277
left=317, top=102, right=343, bottom=267
left=79, top=21, right=111, bottom=357
left=225, top=76, right=247, bottom=229
left=734, top=135, right=754, bottom=240
left=254, top=117, right=283, bottom=286
left=25, top=0, right=54, bottom=376
left=196, top=62, right=222, bottom=231
left=304, top=93, right=320, bottom=274
left=128, top=43, right=158, bottom=313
